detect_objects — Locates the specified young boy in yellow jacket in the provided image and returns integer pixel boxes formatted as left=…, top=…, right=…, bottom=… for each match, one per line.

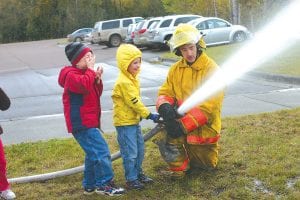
left=112, top=44, right=159, bottom=190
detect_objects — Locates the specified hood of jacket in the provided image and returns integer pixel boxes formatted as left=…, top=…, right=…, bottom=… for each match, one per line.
left=116, top=44, right=142, bottom=79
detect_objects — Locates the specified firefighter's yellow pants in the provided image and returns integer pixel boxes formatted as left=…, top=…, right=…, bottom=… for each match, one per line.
left=154, top=130, right=219, bottom=172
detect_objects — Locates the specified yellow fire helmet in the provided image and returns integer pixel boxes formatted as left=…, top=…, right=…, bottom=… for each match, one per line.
left=168, top=23, right=206, bottom=52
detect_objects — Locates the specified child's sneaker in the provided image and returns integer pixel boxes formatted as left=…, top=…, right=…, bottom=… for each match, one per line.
left=138, top=173, right=154, bottom=184
left=126, top=179, right=145, bottom=190
left=0, top=189, right=16, bottom=200
left=83, top=188, right=95, bottom=195
left=96, top=181, right=125, bottom=196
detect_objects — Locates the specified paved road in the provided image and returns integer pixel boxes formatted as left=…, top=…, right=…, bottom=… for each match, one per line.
left=0, top=40, right=299, bottom=145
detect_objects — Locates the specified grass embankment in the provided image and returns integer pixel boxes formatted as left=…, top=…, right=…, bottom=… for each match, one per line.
left=162, top=42, right=300, bottom=76
left=5, top=108, right=300, bottom=199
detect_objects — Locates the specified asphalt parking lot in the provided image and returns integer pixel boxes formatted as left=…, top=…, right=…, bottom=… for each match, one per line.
left=0, top=40, right=300, bottom=145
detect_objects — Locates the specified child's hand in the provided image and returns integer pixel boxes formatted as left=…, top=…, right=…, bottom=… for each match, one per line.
left=95, top=66, right=103, bottom=84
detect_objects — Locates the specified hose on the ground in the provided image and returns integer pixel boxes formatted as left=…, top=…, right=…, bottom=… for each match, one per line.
left=8, top=124, right=163, bottom=184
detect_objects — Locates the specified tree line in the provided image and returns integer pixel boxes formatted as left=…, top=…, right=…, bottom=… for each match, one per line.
left=0, top=0, right=291, bottom=43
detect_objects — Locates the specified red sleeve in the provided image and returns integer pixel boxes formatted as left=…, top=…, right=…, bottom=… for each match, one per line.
left=67, top=69, right=96, bottom=94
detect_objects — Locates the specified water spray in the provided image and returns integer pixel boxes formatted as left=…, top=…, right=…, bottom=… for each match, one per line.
left=178, top=0, right=300, bottom=115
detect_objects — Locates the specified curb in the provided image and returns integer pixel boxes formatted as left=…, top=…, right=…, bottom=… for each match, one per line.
left=155, top=57, right=300, bottom=86
left=247, top=71, right=300, bottom=85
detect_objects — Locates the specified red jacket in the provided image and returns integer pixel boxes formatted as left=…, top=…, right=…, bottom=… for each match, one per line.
left=58, top=66, right=103, bottom=133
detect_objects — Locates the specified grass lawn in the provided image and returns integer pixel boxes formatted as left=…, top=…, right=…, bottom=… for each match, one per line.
left=161, top=41, right=300, bottom=77
left=5, top=108, right=300, bottom=199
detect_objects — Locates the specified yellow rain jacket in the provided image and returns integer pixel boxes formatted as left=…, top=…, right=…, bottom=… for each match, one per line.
left=158, top=52, right=224, bottom=143
left=112, top=44, right=150, bottom=126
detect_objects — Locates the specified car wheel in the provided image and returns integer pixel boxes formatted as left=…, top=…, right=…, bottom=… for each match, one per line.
left=74, top=37, right=82, bottom=42
left=104, top=42, right=111, bottom=47
left=109, top=35, right=122, bottom=47
left=233, top=32, right=246, bottom=43
left=160, top=35, right=172, bottom=50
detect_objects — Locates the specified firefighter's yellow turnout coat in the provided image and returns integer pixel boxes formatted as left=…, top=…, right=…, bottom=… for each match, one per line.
left=156, top=52, right=224, bottom=172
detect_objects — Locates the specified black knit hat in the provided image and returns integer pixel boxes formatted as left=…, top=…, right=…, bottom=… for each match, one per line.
left=65, top=42, right=92, bottom=65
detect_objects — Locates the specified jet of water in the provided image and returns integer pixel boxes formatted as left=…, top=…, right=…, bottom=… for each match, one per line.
left=178, top=0, right=300, bottom=115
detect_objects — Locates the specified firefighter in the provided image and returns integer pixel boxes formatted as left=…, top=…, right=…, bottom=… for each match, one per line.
left=155, top=24, right=224, bottom=177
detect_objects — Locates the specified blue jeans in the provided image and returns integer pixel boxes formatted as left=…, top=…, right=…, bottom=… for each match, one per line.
left=116, top=125, right=144, bottom=182
left=73, top=128, right=114, bottom=189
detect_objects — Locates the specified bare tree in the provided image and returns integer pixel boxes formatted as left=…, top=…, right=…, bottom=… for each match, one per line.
left=230, top=0, right=239, bottom=24
left=213, top=0, right=218, bottom=17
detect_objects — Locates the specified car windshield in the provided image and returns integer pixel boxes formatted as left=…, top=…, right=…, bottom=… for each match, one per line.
left=135, top=21, right=145, bottom=31
left=149, top=21, right=159, bottom=29
left=94, top=22, right=100, bottom=29
left=127, top=24, right=136, bottom=33
left=174, top=16, right=200, bottom=26
left=136, top=17, right=144, bottom=23
left=147, top=20, right=160, bottom=28
left=189, top=19, right=202, bottom=26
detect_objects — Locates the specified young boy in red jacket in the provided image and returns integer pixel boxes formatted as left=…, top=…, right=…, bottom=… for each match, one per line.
left=58, top=42, right=124, bottom=196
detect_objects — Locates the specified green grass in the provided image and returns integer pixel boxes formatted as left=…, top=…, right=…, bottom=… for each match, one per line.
left=56, top=38, right=68, bottom=45
left=161, top=42, right=300, bottom=76
left=5, top=108, right=300, bottom=199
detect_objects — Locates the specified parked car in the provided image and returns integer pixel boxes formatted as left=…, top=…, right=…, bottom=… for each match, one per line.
left=133, top=17, right=163, bottom=48
left=188, top=17, right=252, bottom=46
left=91, top=17, right=144, bottom=47
left=67, top=28, right=93, bottom=42
left=147, top=14, right=202, bottom=48
left=124, top=23, right=137, bottom=44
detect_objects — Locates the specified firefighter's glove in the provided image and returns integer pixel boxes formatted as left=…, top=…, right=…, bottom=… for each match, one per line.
left=158, top=103, right=177, bottom=121
left=147, top=113, right=160, bottom=123
left=165, top=119, right=185, bottom=139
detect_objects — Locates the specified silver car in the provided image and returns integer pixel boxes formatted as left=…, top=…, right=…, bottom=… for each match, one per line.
left=147, top=14, right=202, bottom=49
left=67, top=28, right=93, bottom=42
left=133, top=17, right=163, bottom=47
left=124, top=23, right=137, bottom=44
left=188, top=17, right=252, bottom=46
left=91, top=17, right=143, bottom=47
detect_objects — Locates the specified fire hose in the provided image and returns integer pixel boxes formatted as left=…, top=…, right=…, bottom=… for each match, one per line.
left=8, top=124, right=164, bottom=184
